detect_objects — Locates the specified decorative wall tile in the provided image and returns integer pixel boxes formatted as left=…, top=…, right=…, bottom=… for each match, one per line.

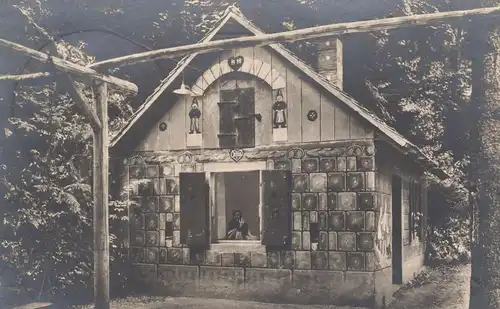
left=221, top=253, right=235, bottom=267
left=182, top=248, right=190, bottom=264
left=327, top=173, right=346, bottom=192
left=266, top=160, right=275, bottom=170
left=346, top=211, right=365, bottom=231
left=347, top=252, right=365, bottom=271
left=159, top=230, right=166, bottom=247
left=365, top=212, right=376, bottom=232
left=181, top=164, right=196, bottom=172
left=235, top=253, right=251, bottom=268
left=365, top=252, right=376, bottom=271
left=291, top=159, right=302, bottom=173
left=319, top=231, right=328, bottom=250
left=131, top=231, right=145, bottom=246
left=292, top=232, right=302, bottom=250
left=338, top=192, right=357, bottom=210
left=275, top=160, right=291, bottom=170
left=358, top=157, right=375, bottom=171
left=166, top=213, right=174, bottom=222
left=174, top=196, right=181, bottom=213
left=206, top=251, right=222, bottom=266
left=146, top=247, right=159, bottom=263
left=302, top=231, right=311, bottom=250
left=312, top=251, right=328, bottom=270
left=159, top=248, right=168, bottom=263
left=159, top=213, right=166, bottom=230
left=173, top=214, right=181, bottom=229
left=347, top=172, right=365, bottom=191
left=128, top=180, right=139, bottom=196
left=302, top=212, right=310, bottom=231
left=346, top=157, right=357, bottom=171
left=167, top=248, right=183, bottom=264
left=160, top=165, right=175, bottom=177
left=166, top=239, right=173, bottom=248
left=267, top=251, right=281, bottom=268
left=129, top=166, right=144, bottom=179
left=318, top=193, right=328, bottom=211
left=147, top=231, right=159, bottom=246
left=165, top=178, right=179, bottom=195
left=328, top=252, right=346, bottom=271
left=292, top=174, right=309, bottom=193
left=302, top=158, right=319, bottom=173
left=318, top=212, right=328, bottom=230
left=131, top=247, right=145, bottom=263
left=328, top=232, right=337, bottom=250
left=292, top=194, right=302, bottom=211
left=130, top=213, right=144, bottom=230
left=358, top=193, right=375, bottom=210
left=338, top=232, right=356, bottom=251
left=358, top=233, right=375, bottom=251
left=173, top=230, right=181, bottom=247
left=159, top=196, right=174, bottom=212
left=302, top=193, right=318, bottom=210
left=189, top=250, right=205, bottom=265
left=153, top=178, right=166, bottom=196
left=295, top=251, right=311, bottom=269
left=145, top=214, right=159, bottom=230
left=328, top=212, right=345, bottom=231
left=337, top=157, right=347, bottom=171
left=146, top=197, right=159, bottom=212
left=138, top=180, right=151, bottom=196
left=310, top=211, right=318, bottom=224
left=320, top=157, right=336, bottom=173
left=327, top=193, right=337, bottom=210
left=250, top=252, right=267, bottom=268
left=310, top=173, right=327, bottom=192
left=366, top=172, right=376, bottom=191
left=282, top=251, right=295, bottom=269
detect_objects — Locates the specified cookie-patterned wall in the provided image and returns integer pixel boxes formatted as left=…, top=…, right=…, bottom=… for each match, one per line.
left=134, top=45, right=373, bottom=152
left=123, top=141, right=379, bottom=307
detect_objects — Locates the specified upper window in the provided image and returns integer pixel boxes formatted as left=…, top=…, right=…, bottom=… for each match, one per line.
left=218, top=87, right=256, bottom=148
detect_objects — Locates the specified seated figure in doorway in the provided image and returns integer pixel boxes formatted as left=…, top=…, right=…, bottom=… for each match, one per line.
left=226, top=210, right=257, bottom=240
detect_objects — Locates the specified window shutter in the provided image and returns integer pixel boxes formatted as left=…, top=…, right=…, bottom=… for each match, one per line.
left=235, top=88, right=255, bottom=148
left=218, top=89, right=238, bottom=148
left=179, top=172, right=209, bottom=247
left=261, top=170, right=292, bottom=247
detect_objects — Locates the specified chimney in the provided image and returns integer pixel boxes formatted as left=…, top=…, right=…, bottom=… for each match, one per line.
left=313, top=38, right=343, bottom=90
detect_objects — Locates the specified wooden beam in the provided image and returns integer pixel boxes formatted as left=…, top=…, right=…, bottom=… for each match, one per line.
left=89, top=6, right=500, bottom=68
left=0, top=38, right=138, bottom=95
left=92, top=81, right=110, bottom=309
left=65, top=76, right=102, bottom=131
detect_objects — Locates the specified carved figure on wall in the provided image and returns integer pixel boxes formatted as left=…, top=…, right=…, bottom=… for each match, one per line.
left=188, top=98, right=201, bottom=134
left=272, top=89, right=287, bottom=129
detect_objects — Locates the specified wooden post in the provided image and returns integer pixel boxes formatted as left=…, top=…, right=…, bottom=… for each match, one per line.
left=92, top=80, right=110, bottom=309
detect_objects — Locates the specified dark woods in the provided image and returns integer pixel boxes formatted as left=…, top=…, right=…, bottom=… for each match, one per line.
left=0, top=0, right=479, bottom=306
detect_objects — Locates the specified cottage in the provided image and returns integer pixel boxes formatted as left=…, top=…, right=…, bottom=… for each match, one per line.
left=110, top=7, right=448, bottom=309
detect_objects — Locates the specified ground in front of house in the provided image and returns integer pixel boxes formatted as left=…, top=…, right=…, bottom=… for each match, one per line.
left=62, top=263, right=470, bottom=309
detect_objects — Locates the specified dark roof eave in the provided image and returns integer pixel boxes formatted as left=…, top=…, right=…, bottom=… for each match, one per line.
left=404, top=144, right=450, bottom=180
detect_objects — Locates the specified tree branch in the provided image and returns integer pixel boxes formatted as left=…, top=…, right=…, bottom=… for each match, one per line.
left=89, top=6, right=500, bottom=69
left=0, top=72, right=52, bottom=81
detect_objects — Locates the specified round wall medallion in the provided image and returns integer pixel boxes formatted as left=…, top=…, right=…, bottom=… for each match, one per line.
left=159, top=122, right=168, bottom=131
left=307, top=110, right=318, bottom=122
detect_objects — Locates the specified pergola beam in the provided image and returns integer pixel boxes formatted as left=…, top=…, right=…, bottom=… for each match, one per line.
left=89, top=6, right=500, bottom=69
left=0, top=38, right=138, bottom=95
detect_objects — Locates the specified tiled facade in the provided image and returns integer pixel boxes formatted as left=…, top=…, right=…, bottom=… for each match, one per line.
left=121, top=141, right=427, bottom=308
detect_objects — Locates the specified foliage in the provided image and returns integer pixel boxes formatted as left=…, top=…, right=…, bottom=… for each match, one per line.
left=0, top=2, right=134, bottom=306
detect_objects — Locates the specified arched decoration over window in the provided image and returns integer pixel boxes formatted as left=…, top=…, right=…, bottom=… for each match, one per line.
left=191, top=56, right=286, bottom=95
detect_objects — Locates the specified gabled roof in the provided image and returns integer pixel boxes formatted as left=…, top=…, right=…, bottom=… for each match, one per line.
left=111, top=6, right=448, bottom=180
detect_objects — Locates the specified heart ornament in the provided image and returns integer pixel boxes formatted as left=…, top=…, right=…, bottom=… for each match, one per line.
left=228, top=56, right=244, bottom=71
left=229, top=148, right=244, bottom=162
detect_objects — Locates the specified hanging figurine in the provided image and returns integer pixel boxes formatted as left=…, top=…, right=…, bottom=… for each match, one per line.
left=188, top=98, right=201, bottom=134
left=272, top=89, right=287, bottom=129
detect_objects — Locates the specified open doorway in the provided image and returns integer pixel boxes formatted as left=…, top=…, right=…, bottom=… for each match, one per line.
left=214, top=171, right=260, bottom=241
left=392, top=174, right=403, bottom=284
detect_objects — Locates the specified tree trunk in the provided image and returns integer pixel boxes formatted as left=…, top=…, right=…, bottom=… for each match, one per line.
left=469, top=12, right=500, bottom=309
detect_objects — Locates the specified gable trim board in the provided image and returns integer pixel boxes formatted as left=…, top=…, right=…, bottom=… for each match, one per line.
left=110, top=6, right=448, bottom=180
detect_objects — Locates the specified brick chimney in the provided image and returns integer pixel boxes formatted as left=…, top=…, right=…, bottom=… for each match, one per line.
left=313, top=38, right=343, bottom=90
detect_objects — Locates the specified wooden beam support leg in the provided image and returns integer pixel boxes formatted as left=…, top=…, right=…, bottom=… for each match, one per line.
left=92, top=80, right=110, bottom=309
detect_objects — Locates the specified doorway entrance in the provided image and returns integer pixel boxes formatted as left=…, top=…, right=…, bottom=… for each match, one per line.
left=392, top=174, right=403, bottom=284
